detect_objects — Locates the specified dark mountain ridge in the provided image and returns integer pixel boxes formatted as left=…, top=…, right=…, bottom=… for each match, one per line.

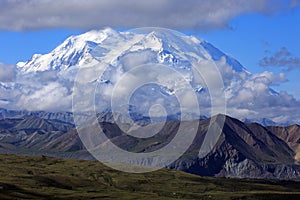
left=0, top=111, right=299, bottom=179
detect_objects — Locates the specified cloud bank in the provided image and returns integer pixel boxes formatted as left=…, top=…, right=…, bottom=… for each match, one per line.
left=0, top=0, right=298, bottom=31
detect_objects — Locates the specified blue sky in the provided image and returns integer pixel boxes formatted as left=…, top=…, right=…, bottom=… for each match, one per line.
left=198, top=7, right=300, bottom=98
left=0, top=0, right=299, bottom=98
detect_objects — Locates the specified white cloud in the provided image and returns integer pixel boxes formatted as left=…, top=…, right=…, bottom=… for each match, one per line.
left=0, top=63, right=16, bottom=82
left=223, top=68, right=299, bottom=123
left=16, top=82, right=72, bottom=111
left=1, top=53, right=299, bottom=124
left=0, top=0, right=297, bottom=31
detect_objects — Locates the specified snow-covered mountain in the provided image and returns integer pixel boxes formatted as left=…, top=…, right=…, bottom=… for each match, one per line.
left=17, top=28, right=246, bottom=73
left=2, top=28, right=299, bottom=124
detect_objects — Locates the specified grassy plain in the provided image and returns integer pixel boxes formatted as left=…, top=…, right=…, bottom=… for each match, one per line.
left=0, top=153, right=299, bottom=200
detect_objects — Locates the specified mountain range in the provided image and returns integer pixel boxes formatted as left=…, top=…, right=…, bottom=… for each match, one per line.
left=0, top=111, right=299, bottom=179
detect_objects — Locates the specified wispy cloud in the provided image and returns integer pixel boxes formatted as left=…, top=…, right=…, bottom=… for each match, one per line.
left=259, top=47, right=300, bottom=71
left=0, top=0, right=298, bottom=31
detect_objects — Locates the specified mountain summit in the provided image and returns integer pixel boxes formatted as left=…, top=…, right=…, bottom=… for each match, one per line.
left=18, top=28, right=118, bottom=72
left=17, top=28, right=246, bottom=73
left=1, top=28, right=299, bottom=124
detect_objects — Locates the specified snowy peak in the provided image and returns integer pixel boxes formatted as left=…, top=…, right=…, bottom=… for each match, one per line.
left=19, top=28, right=119, bottom=72
left=17, top=27, right=247, bottom=74
left=3, top=28, right=299, bottom=125
left=128, top=31, right=163, bottom=52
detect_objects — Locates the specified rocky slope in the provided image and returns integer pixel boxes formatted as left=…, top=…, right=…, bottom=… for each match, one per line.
left=267, top=125, right=300, bottom=151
